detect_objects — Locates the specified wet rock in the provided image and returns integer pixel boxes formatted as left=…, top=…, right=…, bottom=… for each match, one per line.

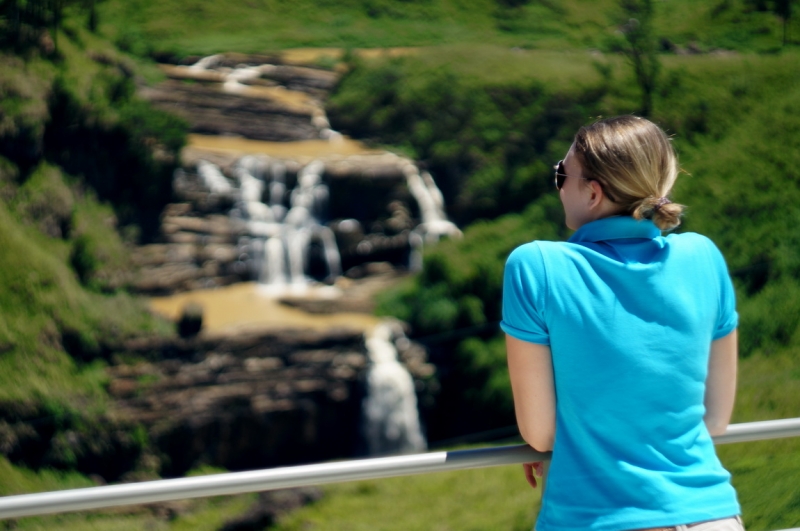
left=141, top=81, right=320, bottom=142
left=131, top=200, right=247, bottom=293
left=177, top=302, right=203, bottom=338
left=108, top=327, right=435, bottom=477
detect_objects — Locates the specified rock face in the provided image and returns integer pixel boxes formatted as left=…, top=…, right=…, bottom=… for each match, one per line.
left=109, top=327, right=435, bottom=476
left=174, top=53, right=340, bottom=97
left=142, top=53, right=340, bottom=141
left=142, top=81, right=321, bottom=142
left=131, top=155, right=424, bottom=294
left=132, top=200, right=247, bottom=294
left=118, top=54, right=441, bottom=482
left=132, top=53, right=460, bottom=295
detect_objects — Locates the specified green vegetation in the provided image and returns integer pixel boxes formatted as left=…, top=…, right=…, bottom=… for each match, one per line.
left=0, top=0, right=99, bottom=54
left=328, top=54, right=613, bottom=224
left=0, top=457, right=259, bottom=531
left=273, top=461, right=538, bottom=531
left=2, top=0, right=800, bottom=528
left=94, top=0, right=799, bottom=57
left=613, top=0, right=660, bottom=116
left=0, top=0, right=180, bottom=503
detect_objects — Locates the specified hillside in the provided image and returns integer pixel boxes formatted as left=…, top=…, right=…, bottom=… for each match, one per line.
left=97, top=0, right=796, bottom=56
left=1, top=0, right=800, bottom=529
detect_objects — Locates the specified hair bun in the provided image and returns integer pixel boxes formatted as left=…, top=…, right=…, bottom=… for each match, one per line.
left=632, top=196, right=684, bottom=231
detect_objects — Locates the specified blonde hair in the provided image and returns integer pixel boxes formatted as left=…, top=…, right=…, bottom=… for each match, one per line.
left=574, top=115, right=684, bottom=231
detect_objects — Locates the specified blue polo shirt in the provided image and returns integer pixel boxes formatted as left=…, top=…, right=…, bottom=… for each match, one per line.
left=501, top=216, right=740, bottom=531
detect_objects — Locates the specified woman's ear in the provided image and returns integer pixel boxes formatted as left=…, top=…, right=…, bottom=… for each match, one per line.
left=587, top=180, right=605, bottom=209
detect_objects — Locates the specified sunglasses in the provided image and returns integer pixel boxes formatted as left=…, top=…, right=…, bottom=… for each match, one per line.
left=553, top=160, right=616, bottom=202
left=554, top=160, right=570, bottom=190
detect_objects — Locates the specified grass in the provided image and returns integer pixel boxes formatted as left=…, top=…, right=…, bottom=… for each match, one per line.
left=0, top=182, right=171, bottom=405
left=273, top=456, right=540, bottom=531
left=95, top=0, right=800, bottom=57
left=2, top=457, right=259, bottom=531
left=0, top=457, right=96, bottom=496
left=719, top=348, right=800, bottom=531
left=389, top=45, right=618, bottom=89
left=0, top=159, right=135, bottom=444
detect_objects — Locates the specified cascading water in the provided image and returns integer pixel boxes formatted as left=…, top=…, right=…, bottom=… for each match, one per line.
left=402, top=162, right=463, bottom=272
left=165, top=54, right=449, bottom=464
left=362, top=320, right=427, bottom=455
left=225, top=156, right=342, bottom=292
left=192, top=154, right=459, bottom=285
left=197, top=160, right=233, bottom=196
left=185, top=55, right=343, bottom=142
left=181, top=54, right=462, bottom=276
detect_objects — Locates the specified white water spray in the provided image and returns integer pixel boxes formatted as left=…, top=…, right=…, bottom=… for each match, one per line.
left=196, top=157, right=343, bottom=292
left=197, top=160, right=234, bottom=196
left=362, top=320, right=427, bottom=455
left=403, top=163, right=462, bottom=270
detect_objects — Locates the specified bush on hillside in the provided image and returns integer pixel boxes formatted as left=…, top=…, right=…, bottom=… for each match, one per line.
left=0, top=24, right=185, bottom=493
left=44, top=77, right=187, bottom=241
left=1, top=33, right=188, bottom=242
left=0, top=399, right=152, bottom=482
left=9, top=163, right=134, bottom=292
left=0, top=55, right=52, bottom=170
left=328, top=57, right=611, bottom=225
left=13, top=162, right=74, bottom=239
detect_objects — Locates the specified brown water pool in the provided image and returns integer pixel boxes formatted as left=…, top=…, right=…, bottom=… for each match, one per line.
left=149, top=282, right=380, bottom=335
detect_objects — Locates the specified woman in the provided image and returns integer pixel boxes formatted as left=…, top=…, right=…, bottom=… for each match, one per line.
left=502, top=115, right=742, bottom=531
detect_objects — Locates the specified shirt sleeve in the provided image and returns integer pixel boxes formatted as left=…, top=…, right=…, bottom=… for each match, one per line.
left=708, top=241, right=738, bottom=340
left=500, top=242, right=550, bottom=345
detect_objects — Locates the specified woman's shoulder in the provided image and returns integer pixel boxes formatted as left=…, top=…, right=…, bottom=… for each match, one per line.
left=665, top=231, right=726, bottom=255
left=507, top=239, right=570, bottom=263
left=665, top=230, right=715, bottom=244
left=665, top=232, right=733, bottom=274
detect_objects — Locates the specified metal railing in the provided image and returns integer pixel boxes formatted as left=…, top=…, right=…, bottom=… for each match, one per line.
left=1, top=417, right=799, bottom=520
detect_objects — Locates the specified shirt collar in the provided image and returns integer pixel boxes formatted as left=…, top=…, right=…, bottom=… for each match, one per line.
left=568, top=216, right=661, bottom=244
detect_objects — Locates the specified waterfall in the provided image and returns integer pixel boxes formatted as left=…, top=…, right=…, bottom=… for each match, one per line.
left=192, top=155, right=459, bottom=282
left=403, top=163, right=461, bottom=245
left=362, top=321, right=427, bottom=455
left=402, top=163, right=462, bottom=271
left=195, top=157, right=343, bottom=292
left=188, top=54, right=222, bottom=71
left=263, top=236, right=287, bottom=286
left=186, top=55, right=344, bottom=143
left=197, top=160, right=233, bottom=196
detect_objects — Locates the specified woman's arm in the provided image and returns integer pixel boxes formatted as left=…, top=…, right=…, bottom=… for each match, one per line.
left=506, top=334, right=557, bottom=452
left=704, top=329, right=738, bottom=437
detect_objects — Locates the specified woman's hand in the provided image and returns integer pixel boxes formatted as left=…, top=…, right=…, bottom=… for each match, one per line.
left=523, top=461, right=545, bottom=489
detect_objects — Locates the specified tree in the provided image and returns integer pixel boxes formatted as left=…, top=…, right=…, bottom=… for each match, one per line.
left=745, top=0, right=797, bottom=46
left=0, top=0, right=89, bottom=52
left=85, top=0, right=98, bottom=32
left=617, top=0, right=660, bottom=117
left=774, top=0, right=795, bottom=45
